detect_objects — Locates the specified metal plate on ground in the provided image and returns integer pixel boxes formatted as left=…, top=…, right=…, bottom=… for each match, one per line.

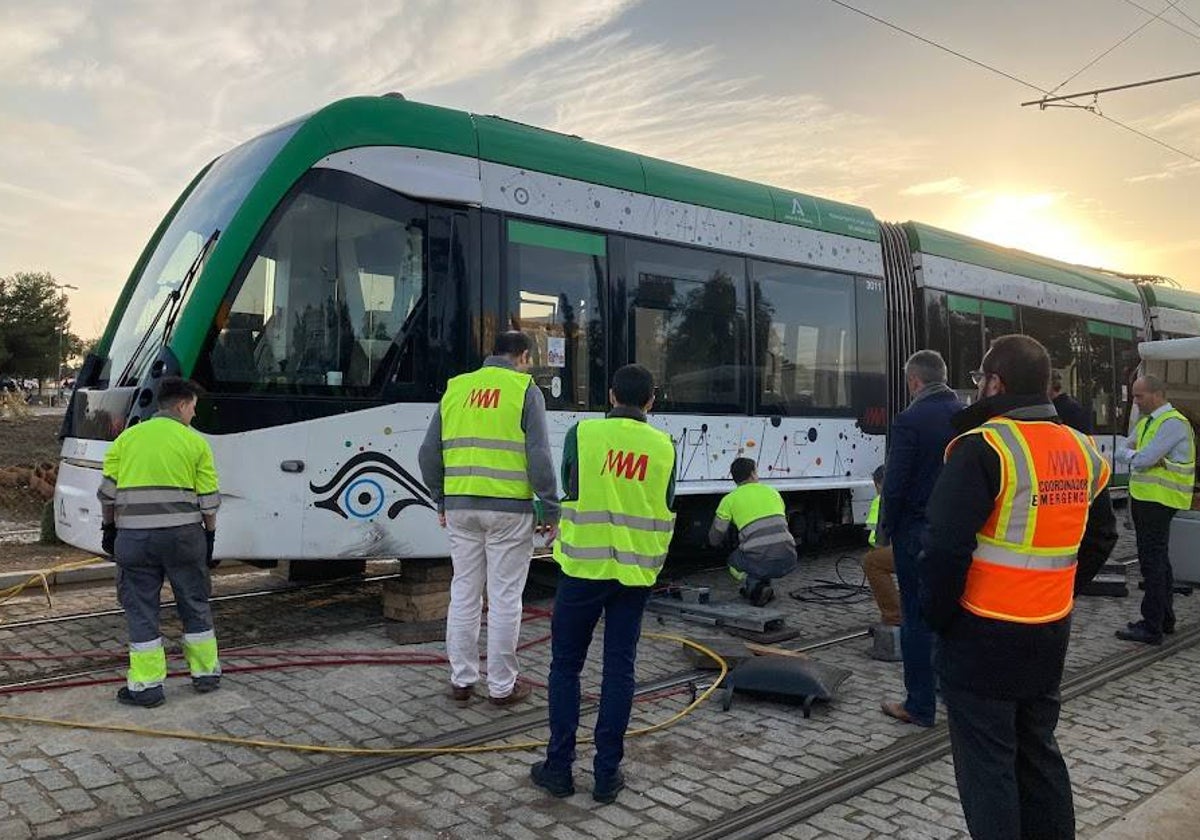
left=645, top=597, right=788, bottom=633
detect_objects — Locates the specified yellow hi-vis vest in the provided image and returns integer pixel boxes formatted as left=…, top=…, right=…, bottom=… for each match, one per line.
left=947, top=417, right=1110, bottom=624
left=441, top=366, right=533, bottom=500
left=98, top=415, right=220, bottom=529
left=554, top=418, right=676, bottom=586
left=1129, top=409, right=1196, bottom=510
left=866, top=496, right=881, bottom=547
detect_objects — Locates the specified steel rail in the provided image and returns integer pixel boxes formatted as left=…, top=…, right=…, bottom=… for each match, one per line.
left=0, top=573, right=403, bottom=630
left=674, top=623, right=1200, bottom=840
left=58, top=627, right=868, bottom=839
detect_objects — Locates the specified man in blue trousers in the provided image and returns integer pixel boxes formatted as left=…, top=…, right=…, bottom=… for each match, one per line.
left=880, top=350, right=962, bottom=727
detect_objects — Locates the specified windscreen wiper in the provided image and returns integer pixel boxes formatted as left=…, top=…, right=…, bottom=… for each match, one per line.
left=117, top=229, right=220, bottom=386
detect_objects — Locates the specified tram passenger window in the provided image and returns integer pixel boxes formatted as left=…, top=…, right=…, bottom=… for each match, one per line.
left=1086, top=325, right=1116, bottom=433
left=1021, top=308, right=1088, bottom=406
left=947, top=295, right=983, bottom=398
left=1114, top=332, right=1139, bottom=432
left=626, top=240, right=747, bottom=413
left=751, top=261, right=856, bottom=415
left=206, top=170, right=427, bottom=393
left=505, top=221, right=606, bottom=411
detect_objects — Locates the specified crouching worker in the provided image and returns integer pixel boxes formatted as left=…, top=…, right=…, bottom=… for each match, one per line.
left=98, top=377, right=221, bottom=708
left=708, top=457, right=797, bottom=606
left=531, top=364, right=676, bottom=804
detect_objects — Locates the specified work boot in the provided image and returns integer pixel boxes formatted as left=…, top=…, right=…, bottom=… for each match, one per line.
left=749, top=582, right=775, bottom=607
left=1115, top=624, right=1163, bottom=645
left=448, top=682, right=474, bottom=707
left=117, top=686, right=165, bottom=708
left=530, top=761, right=575, bottom=797
left=1128, top=619, right=1175, bottom=635
left=593, top=769, right=626, bottom=804
left=489, top=680, right=532, bottom=707
left=192, top=675, right=221, bottom=694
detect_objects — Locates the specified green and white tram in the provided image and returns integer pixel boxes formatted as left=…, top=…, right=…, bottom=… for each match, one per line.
left=57, top=95, right=889, bottom=562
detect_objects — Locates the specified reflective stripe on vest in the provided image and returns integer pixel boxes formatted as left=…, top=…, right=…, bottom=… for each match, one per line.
left=1129, top=410, right=1196, bottom=510
left=440, top=367, right=533, bottom=500
left=717, top=482, right=793, bottom=552
left=554, top=418, right=676, bottom=586
left=866, top=496, right=880, bottom=547
left=946, top=417, right=1111, bottom=624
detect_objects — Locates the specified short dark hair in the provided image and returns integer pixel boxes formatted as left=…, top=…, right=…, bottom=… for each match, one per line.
left=611, top=364, right=654, bottom=408
left=158, top=377, right=203, bottom=407
left=984, top=334, right=1051, bottom=396
left=872, top=464, right=886, bottom=485
left=730, top=457, right=756, bottom=483
left=494, top=331, right=532, bottom=357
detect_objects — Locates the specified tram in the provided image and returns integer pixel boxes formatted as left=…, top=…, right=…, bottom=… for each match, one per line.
left=53, top=94, right=1198, bottom=562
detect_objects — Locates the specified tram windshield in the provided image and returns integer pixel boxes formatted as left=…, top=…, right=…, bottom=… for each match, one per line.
left=101, top=121, right=299, bottom=385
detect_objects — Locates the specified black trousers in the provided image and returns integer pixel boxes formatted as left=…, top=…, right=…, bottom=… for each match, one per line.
left=1131, top=498, right=1177, bottom=634
left=943, top=684, right=1074, bottom=840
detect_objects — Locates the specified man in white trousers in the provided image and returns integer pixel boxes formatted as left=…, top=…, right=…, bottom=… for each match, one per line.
left=419, top=331, right=560, bottom=706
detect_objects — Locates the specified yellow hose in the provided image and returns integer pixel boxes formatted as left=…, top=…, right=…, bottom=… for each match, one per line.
left=0, top=558, right=100, bottom=611
left=0, top=632, right=728, bottom=756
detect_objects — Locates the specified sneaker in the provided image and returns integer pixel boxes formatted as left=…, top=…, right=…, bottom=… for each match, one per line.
left=489, top=680, right=532, bottom=707
left=192, top=675, right=221, bottom=694
left=117, top=686, right=165, bottom=708
left=530, top=761, right=575, bottom=797
left=449, top=683, right=474, bottom=707
left=593, top=769, right=626, bottom=804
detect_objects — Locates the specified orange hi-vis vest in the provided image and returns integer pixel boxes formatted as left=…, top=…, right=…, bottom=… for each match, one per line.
left=946, top=416, right=1111, bottom=624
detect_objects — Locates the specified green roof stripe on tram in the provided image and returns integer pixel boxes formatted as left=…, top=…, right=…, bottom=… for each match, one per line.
left=167, top=95, right=880, bottom=372
left=1140, top=284, right=1200, bottom=315
left=508, top=220, right=606, bottom=255
left=904, top=221, right=1141, bottom=303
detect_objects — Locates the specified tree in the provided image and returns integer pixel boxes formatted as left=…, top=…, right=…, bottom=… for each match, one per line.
left=0, top=271, right=80, bottom=379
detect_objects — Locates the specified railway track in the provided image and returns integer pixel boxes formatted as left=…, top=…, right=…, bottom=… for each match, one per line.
left=674, top=622, right=1200, bottom=840
left=54, top=620, right=1197, bottom=840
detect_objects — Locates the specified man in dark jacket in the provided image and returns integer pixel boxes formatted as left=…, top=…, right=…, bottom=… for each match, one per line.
left=879, top=349, right=962, bottom=727
left=922, top=335, right=1111, bottom=840
left=1050, top=370, right=1091, bottom=434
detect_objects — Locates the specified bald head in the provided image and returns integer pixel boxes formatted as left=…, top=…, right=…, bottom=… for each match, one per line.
left=1132, top=374, right=1168, bottom=416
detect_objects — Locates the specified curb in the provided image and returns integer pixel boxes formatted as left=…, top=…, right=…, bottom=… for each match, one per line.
left=0, top=560, right=254, bottom=591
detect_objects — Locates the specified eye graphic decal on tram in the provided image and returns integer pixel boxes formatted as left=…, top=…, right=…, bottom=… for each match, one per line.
left=309, top=452, right=435, bottom=520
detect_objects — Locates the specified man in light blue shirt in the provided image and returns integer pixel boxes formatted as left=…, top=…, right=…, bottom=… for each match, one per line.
left=1115, top=374, right=1196, bottom=644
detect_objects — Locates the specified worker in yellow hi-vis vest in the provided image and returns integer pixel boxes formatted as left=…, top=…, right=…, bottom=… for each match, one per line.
left=530, top=364, right=676, bottom=806
left=418, top=331, right=560, bottom=708
left=1116, top=373, right=1196, bottom=645
left=98, top=377, right=221, bottom=708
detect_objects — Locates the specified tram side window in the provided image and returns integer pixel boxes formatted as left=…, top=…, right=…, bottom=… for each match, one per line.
left=1085, top=321, right=1126, bottom=434
left=751, top=261, right=857, bottom=415
left=505, top=220, right=606, bottom=411
left=947, top=295, right=984, bottom=398
left=1114, top=332, right=1139, bottom=433
left=1021, top=307, right=1089, bottom=408
left=207, top=170, right=427, bottom=393
left=626, top=240, right=747, bottom=413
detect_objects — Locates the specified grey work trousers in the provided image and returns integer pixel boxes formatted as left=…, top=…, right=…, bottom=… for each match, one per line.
left=115, top=524, right=213, bottom=644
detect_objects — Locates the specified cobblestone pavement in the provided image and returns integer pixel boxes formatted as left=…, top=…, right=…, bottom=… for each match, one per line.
left=0, top=522, right=1198, bottom=838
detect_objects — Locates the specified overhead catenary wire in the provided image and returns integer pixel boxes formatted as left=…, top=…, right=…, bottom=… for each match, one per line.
left=822, top=0, right=1200, bottom=164
left=1119, top=0, right=1200, bottom=40
left=1046, top=0, right=1182, bottom=96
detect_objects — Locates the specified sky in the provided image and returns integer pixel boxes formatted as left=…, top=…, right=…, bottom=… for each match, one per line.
left=2, top=0, right=1198, bottom=338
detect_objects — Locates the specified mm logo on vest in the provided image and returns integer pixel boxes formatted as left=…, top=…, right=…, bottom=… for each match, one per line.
left=465, top=388, right=501, bottom=409
left=1032, top=448, right=1089, bottom=507
left=601, top=450, right=649, bottom=481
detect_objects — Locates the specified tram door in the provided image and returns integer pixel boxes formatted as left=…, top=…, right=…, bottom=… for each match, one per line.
left=500, top=219, right=609, bottom=413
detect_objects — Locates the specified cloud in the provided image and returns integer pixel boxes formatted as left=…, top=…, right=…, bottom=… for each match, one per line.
left=489, top=33, right=921, bottom=204
left=1126, top=160, right=1200, bottom=183
left=900, top=177, right=969, bottom=196
left=0, top=0, right=639, bottom=336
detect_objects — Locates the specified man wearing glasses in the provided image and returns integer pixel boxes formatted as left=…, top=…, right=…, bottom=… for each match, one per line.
left=922, top=335, right=1111, bottom=839
left=879, top=349, right=962, bottom=728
